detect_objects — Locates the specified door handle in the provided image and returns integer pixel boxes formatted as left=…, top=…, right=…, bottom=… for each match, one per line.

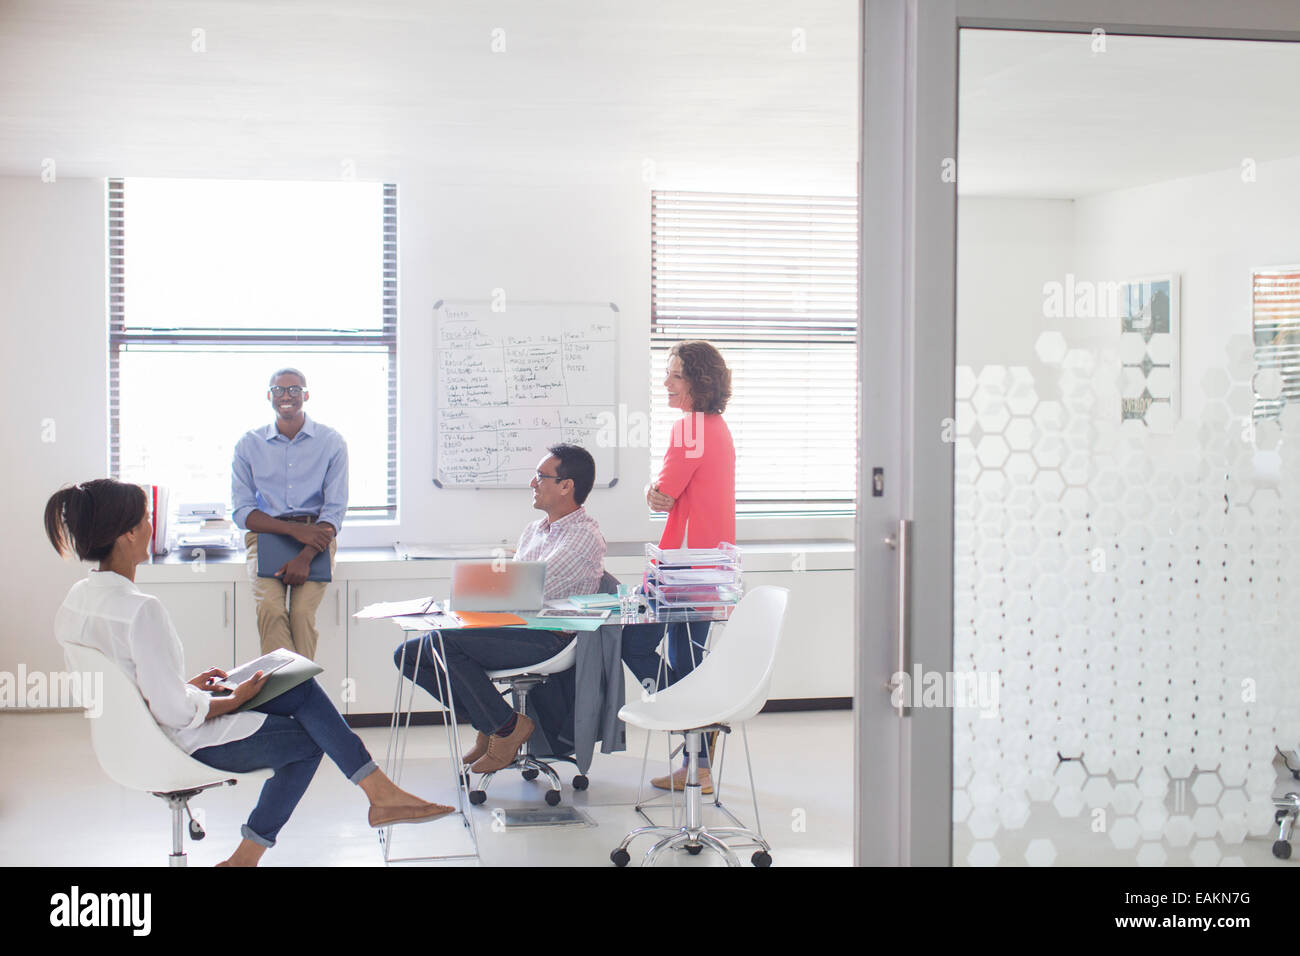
left=223, top=590, right=229, bottom=629
left=884, top=519, right=912, bottom=717
left=335, top=588, right=341, bottom=626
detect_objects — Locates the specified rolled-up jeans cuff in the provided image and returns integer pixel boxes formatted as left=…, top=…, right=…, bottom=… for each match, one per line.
left=240, top=824, right=275, bottom=848
left=349, top=759, right=378, bottom=785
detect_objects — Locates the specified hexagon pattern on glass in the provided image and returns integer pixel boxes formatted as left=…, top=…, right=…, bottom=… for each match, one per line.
left=953, top=340, right=1300, bottom=866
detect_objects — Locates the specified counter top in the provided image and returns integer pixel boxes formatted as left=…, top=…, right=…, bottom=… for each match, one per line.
left=137, top=539, right=854, bottom=583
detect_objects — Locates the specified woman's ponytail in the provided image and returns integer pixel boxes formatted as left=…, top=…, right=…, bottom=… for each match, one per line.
left=44, top=480, right=147, bottom=562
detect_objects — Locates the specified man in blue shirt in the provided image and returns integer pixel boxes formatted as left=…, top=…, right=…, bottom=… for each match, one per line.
left=232, top=368, right=349, bottom=659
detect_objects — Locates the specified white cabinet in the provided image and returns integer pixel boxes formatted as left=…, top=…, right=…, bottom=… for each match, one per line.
left=136, top=581, right=236, bottom=672
left=742, top=570, right=853, bottom=699
left=233, top=581, right=349, bottom=713
left=348, top=577, right=445, bottom=715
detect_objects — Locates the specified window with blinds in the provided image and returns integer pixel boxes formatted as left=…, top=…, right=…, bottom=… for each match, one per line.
left=1252, top=266, right=1300, bottom=421
left=109, top=178, right=398, bottom=520
left=649, top=191, right=858, bottom=515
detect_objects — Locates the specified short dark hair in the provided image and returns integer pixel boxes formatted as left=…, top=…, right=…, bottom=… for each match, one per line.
left=548, top=444, right=596, bottom=505
left=44, top=479, right=148, bottom=562
left=669, top=341, right=731, bottom=414
left=269, top=367, right=307, bottom=387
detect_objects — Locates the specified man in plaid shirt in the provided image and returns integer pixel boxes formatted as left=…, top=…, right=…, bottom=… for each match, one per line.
left=394, top=444, right=606, bottom=774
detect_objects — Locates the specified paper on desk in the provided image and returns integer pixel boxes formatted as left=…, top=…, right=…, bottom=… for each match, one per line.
left=353, top=597, right=441, bottom=619
left=393, top=612, right=466, bottom=630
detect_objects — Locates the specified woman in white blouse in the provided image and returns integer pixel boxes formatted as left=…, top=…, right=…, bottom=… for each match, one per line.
left=46, top=479, right=452, bottom=867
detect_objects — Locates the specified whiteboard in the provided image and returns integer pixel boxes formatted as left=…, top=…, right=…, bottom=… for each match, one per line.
left=433, top=300, right=619, bottom=488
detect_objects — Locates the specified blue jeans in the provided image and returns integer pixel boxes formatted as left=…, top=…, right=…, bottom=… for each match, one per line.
left=191, top=678, right=377, bottom=847
left=620, top=621, right=712, bottom=765
left=394, top=628, right=572, bottom=736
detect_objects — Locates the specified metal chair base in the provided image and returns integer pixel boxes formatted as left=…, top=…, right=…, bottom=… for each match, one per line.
left=614, top=730, right=772, bottom=867
left=470, top=678, right=573, bottom=806
left=154, top=780, right=235, bottom=868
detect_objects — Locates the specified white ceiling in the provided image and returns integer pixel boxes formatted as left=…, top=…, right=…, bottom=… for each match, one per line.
left=0, top=0, right=859, bottom=188
left=959, top=30, right=1300, bottom=199
left=1, top=4, right=1298, bottom=198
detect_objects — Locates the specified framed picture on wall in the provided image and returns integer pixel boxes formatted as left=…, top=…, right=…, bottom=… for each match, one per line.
left=1119, top=273, right=1180, bottom=432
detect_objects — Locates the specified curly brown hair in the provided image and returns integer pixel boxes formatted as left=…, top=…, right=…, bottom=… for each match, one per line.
left=669, top=341, right=731, bottom=415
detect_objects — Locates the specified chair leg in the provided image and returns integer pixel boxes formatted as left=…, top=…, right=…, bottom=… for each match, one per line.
left=643, top=829, right=692, bottom=866
left=700, top=825, right=772, bottom=854
left=695, top=830, right=740, bottom=867
left=616, top=824, right=680, bottom=854
left=166, top=795, right=187, bottom=867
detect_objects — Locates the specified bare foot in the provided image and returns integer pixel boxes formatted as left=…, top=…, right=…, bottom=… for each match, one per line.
left=218, top=838, right=266, bottom=867
left=359, top=768, right=445, bottom=809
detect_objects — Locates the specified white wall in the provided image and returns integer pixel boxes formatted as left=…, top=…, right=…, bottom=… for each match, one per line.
left=1072, top=154, right=1300, bottom=421
left=957, top=197, right=1075, bottom=374
left=394, top=176, right=655, bottom=547
left=0, top=178, right=109, bottom=676
left=0, top=168, right=854, bottom=676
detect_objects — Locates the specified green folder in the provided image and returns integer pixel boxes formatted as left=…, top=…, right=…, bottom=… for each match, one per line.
left=566, top=593, right=621, bottom=609
left=514, top=613, right=609, bottom=632
left=232, top=654, right=325, bottom=712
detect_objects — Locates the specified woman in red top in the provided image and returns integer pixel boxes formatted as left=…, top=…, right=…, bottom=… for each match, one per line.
left=622, top=341, right=735, bottom=793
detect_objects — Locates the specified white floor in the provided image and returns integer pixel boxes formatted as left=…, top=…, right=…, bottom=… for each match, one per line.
left=0, top=709, right=854, bottom=867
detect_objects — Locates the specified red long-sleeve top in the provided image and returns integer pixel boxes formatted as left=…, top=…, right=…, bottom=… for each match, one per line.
left=656, top=412, right=736, bottom=549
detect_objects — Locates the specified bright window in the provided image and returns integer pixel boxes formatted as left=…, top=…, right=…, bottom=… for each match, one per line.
left=109, top=178, right=397, bottom=519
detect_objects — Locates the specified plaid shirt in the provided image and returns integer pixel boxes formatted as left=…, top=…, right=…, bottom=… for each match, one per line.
left=515, top=506, right=606, bottom=601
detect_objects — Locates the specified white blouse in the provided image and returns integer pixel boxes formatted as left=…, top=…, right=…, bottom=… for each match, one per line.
left=54, top=570, right=265, bottom=754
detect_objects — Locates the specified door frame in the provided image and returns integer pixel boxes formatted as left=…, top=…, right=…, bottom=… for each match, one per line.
left=855, top=0, right=1300, bottom=866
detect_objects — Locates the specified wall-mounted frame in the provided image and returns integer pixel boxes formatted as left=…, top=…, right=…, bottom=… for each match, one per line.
left=1119, top=273, right=1180, bottom=431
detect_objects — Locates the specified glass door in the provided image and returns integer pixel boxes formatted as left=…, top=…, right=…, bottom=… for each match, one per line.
left=951, top=28, right=1300, bottom=866
left=857, top=0, right=1300, bottom=868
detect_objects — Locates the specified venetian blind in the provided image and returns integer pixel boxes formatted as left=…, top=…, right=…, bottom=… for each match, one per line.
left=1252, top=267, right=1300, bottom=421
left=649, top=191, right=858, bottom=514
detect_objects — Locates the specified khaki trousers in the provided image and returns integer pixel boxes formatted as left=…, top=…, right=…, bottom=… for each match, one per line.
left=245, top=531, right=337, bottom=661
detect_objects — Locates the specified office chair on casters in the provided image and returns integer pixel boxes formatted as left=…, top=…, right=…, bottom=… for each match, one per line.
left=469, top=640, right=578, bottom=807
left=65, top=644, right=271, bottom=867
left=466, top=571, right=620, bottom=807
left=610, top=585, right=789, bottom=868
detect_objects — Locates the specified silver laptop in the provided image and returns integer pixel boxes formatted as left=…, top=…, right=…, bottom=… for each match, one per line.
left=450, top=560, right=547, bottom=612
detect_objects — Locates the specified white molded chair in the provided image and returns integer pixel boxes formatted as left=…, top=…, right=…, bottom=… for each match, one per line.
left=467, top=571, right=621, bottom=806
left=610, top=585, right=790, bottom=867
left=65, top=643, right=271, bottom=867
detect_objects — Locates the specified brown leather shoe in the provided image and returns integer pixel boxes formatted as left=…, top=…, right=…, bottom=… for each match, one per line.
left=462, top=732, right=489, bottom=765
left=650, top=766, right=713, bottom=795
left=368, top=802, right=456, bottom=828
left=470, top=714, right=534, bottom=774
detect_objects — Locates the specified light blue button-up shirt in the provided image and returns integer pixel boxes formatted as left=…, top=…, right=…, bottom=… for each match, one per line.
left=231, top=415, right=349, bottom=531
